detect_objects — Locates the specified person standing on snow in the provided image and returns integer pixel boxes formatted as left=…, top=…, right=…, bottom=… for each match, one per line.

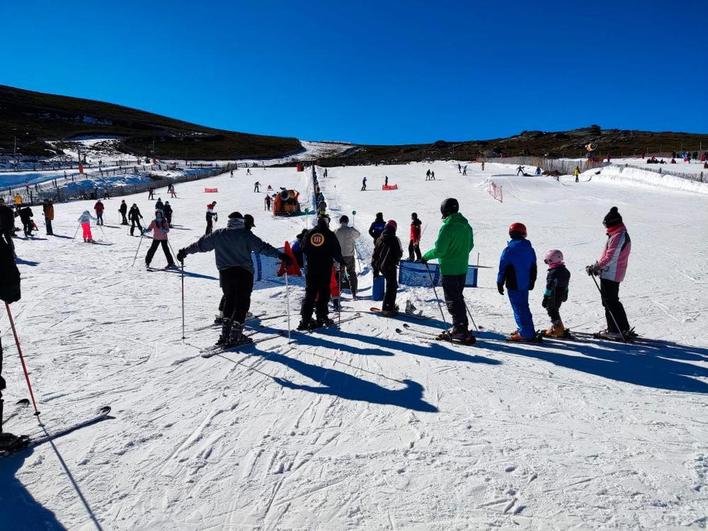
left=372, top=220, right=403, bottom=316
left=573, top=166, right=581, bottom=183
left=516, top=165, right=525, bottom=176
left=298, top=215, right=343, bottom=330
left=205, top=202, right=218, bottom=235
left=334, top=215, right=361, bottom=299
left=408, top=212, right=423, bottom=261
left=94, top=199, right=105, bottom=225
left=586, top=206, right=633, bottom=340
left=177, top=212, right=289, bottom=346
left=384, top=176, right=389, bottom=187
left=253, top=181, right=261, bottom=193
left=119, top=200, right=128, bottom=225
left=0, top=198, right=16, bottom=252
left=422, top=198, right=475, bottom=343
left=264, top=194, right=272, bottom=211
left=128, top=203, right=144, bottom=236
left=77, top=210, right=97, bottom=243
left=361, top=177, right=367, bottom=191
left=18, top=206, right=34, bottom=237
left=42, top=199, right=54, bottom=236
left=163, top=201, right=173, bottom=227
left=541, top=249, right=571, bottom=338
left=368, top=212, right=386, bottom=242
left=155, top=197, right=164, bottom=213
left=496, top=222, right=538, bottom=342
left=144, top=210, right=176, bottom=269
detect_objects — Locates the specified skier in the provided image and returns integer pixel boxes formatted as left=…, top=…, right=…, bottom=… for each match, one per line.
left=168, top=183, right=177, bottom=198
left=119, top=200, right=128, bottom=225
left=291, top=229, right=308, bottom=269
left=496, top=222, right=537, bottom=342
left=155, top=197, right=164, bottom=213
left=368, top=212, right=386, bottom=243
left=586, top=206, right=633, bottom=340
left=426, top=169, right=431, bottom=181
left=298, top=215, right=343, bottom=330
left=372, top=220, right=403, bottom=316
left=422, top=198, right=475, bottom=343
left=430, top=170, right=435, bottom=180
left=408, top=212, right=422, bottom=261
left=516, top=165, right=525, bottom=176
left=535, top=166, right=542, bottom=175
left=457, top=163, right=462, bottom=173
left=254, top=181, right=261, bottom=193
left=94, top=199, right=105, bottom=226
left=18, top=206, right=33, bottom=237
left=361, top=177, right=367, bottom=191
left=334, top=215, right=361, bottom=298
left=163, top=201, right=173, bottom=227
left=0, top=198, right=15, bottom=252
left=264, top=194, right=272, bottom=211
left=148, top=187, right=155, bottom=199
left=144, top=210, right=176, bottom=269
left=42, top=199, right=54, bottom=236
left=541, top=249, right=571, bottom=338
left=77, top=210, right=97, bottom=243
left=463, top=165, right=467, bottom=176
left=384, top=176, right=389, bottom=187
left=177, top=212, right=289, bottom=346
left=230, top=169, right=234, bottom=178
left=205, top=202, right=218, bottom=235
left=128, top=203, right=143, bottom=236
left=247, top=168, right=251, bottom=175
left=573, top=166, right=581, bottom=183
left=481, top=161, right=485, bottom=171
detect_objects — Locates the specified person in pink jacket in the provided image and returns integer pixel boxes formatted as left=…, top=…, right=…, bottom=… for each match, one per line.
left=144, top=210, right=177, bottom=269
left=586, top=206, right=632, bottom=338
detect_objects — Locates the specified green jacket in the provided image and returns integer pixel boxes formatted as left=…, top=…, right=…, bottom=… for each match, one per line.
left=422, top=212, right=474, bottom=275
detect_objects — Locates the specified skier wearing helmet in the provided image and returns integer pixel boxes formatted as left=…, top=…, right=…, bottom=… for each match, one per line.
left=496, top=222, right=538, bottom=342
left=371, top=220, right=403, bottom=316
left=422, top=198, right=475, bottom=344
left=540, top=249, right=571, bottom=338
left=144, top=210, right=177, bottom=269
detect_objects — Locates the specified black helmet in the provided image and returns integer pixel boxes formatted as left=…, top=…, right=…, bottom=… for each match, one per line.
left=244, top=214, right=255, bottom=229
left=228, top=211, right=243, bottom=219
left=339, top=215, right=349, bottom=224
left=440, top=198, right=459, bottom=218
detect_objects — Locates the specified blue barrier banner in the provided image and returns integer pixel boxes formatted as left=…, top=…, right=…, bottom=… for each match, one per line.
left=398, top=261, right=478, bottom=288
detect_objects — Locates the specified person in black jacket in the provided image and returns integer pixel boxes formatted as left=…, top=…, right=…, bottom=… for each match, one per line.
left=0, top=199, right=16, bottom=252
left=128, top=204, right=143, bottom=236
left=541, top=249, right=571, bottom=338
left=372, top=220, right=403, bottom=316
left=18, top=206, right=33, bottom=237
left=119, top=200, right=128, bottom=225
left=163, top=201, right=173, bottom=227
left=298, top=215, right=343, bottom=330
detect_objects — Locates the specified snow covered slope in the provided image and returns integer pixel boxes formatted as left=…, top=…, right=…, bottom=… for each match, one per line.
left=1, top=162, right=706, bottom=529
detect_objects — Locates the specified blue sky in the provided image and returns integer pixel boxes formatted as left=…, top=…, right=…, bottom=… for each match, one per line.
left=1, top=0, right=706, bottom=144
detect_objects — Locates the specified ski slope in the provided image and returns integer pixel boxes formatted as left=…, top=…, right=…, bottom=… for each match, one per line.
left=1, top=162, right=706, bottom=529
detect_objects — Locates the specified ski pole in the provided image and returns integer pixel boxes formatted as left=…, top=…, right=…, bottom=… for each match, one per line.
left=590, top=273, right=627, bottom=342
left=464, top=300, right=479, bottom=332
left=284, top=272, right=291, bottom=343
left=131, top=231, right=145, bottom=267
left=71, top=223, right=80, bottom=240
left=338, top=265, right=342, bottom=329
left=4, top=303, right=40, bottom=416
left=424, top=263, right=449, bottom=331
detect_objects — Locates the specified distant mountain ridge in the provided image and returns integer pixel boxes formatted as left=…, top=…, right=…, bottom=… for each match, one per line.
left=1, top=84, right=706, bottom=162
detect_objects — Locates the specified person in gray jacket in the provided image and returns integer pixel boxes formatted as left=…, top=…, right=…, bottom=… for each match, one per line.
left=334, top=215, right=360, bottom=298
left=177, top=212, right=291, bottom=346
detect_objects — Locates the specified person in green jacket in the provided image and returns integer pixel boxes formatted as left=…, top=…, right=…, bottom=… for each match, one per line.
left=422, top=198, right=475, bottom=343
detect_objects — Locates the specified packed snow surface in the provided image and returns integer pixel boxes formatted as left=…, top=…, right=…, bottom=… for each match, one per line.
left=1, top=161, right=706, bottom=529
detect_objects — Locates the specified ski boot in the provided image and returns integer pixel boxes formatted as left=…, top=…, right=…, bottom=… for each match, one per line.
left=316, top=315, right=336, bottom=328
left=508, top=331, right=541, bottom=343
left=214, top=312, right=224, bottom=326
left=165, top=263, right=180, bottom=271
left=438, top=327, right=476, bottom=345
left=229, top=322, right=253, bottom=346
left=217, top=319, right=234, bottom=346
left=543, top=321, right=568, bottom=338
left=297, top=318, right=319, bottom=331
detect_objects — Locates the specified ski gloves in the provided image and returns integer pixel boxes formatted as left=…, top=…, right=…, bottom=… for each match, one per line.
left=585, top=263, right=601, bottom=276
left=497, top=283, right=504, bottom=295
left=176, top=249, right=187, bottom=262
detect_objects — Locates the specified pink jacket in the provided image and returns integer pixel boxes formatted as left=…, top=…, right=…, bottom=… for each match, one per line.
left=597, top=223, right=631, bottom=282
left=147, top=219, right=170, bottom=240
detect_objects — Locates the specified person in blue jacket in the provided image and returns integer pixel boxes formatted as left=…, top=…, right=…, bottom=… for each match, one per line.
left=497, top=222, right=538, bottom=341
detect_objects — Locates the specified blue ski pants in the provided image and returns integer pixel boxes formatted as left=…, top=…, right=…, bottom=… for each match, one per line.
left=507, top=288, right=535, bottom=338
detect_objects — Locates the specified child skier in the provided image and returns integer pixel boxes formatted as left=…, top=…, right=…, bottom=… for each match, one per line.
left=128, top=204, right=143, bottom=236
left=205, top=202, right=218, bottom=235
left=541, top=249, right=571, bottom=338
left=78, top=210, right=97, bottom=243
left=144, top=210, right=177, bottom=269
left=496, top=222, right=538, bottom=342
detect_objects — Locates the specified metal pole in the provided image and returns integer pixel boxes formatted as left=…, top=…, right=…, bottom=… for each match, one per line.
left=285, top=272, right=291, bottom=343
left=5, top=303, right=40, bottom=416
left=424, top=263, right=449, bottom=331
left=131, top=231, right=145, bottom=267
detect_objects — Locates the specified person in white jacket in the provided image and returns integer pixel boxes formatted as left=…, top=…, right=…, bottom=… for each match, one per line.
left=77, top=210, right=97, bottom=243
left=334, top=215, right=361, bottom=298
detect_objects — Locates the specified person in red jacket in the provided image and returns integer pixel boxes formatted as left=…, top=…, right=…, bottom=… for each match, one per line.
left=94, top=200, right=105, bottom=226
left=408, top=212, right=422, bottom=261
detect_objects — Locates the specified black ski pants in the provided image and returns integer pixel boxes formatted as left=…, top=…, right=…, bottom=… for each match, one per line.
left=546, top=304, right=562, bottom=324
left=441, top=274, right=468, bottom=331
left=341, top=256, right=357, bottom=296
left=121, top=212, right=128, bottom=225
left=145, top=240, right=174, bottom=266
left=96, top=213, right=103, bottom=225
left=600, top=278, right=630, bottom=333
left=408, top=240, right=422, bottom=261
left=220, top=266, right=253, bottom=324
left=45, top=219, right=53, bottom=236
left=130, top=219, right=142, bottom=236
left=382, top=268, right=398, bottom=311
left=205, top=220, right=213, bottom=235
left=301, top=266, right=331, bottom=320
